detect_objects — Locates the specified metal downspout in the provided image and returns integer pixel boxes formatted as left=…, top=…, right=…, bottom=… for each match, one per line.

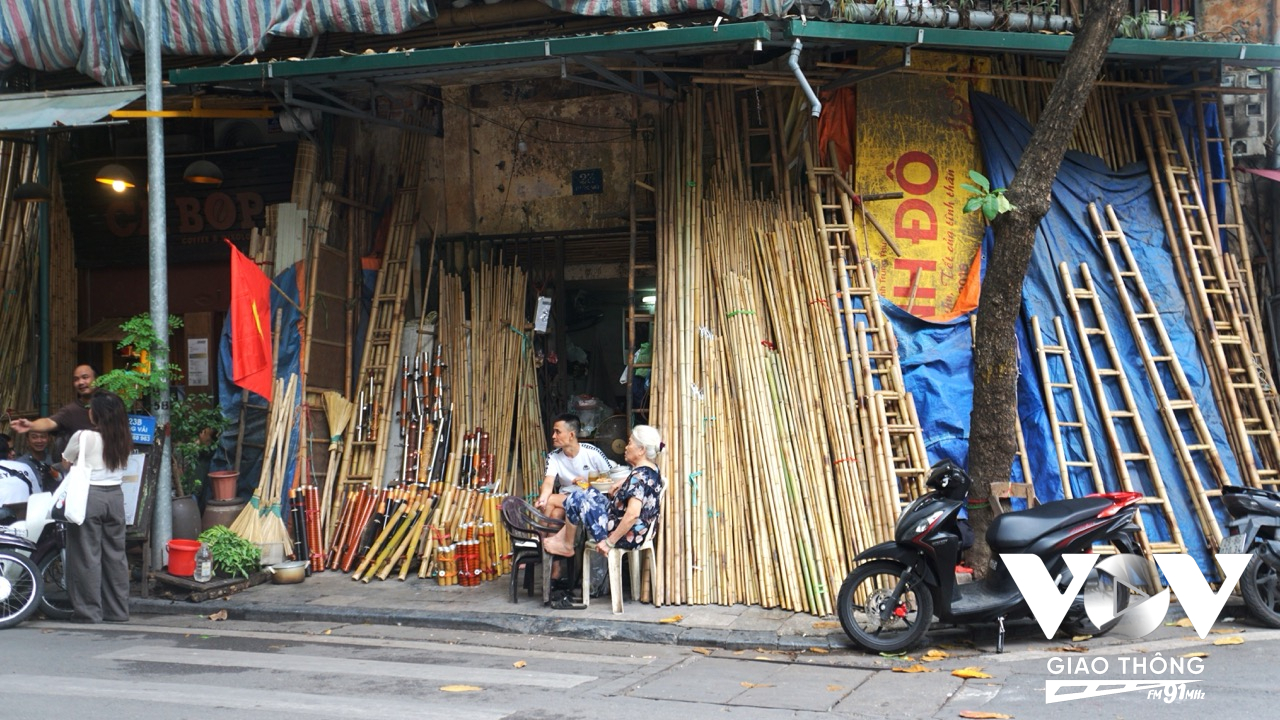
left=788, top=39, right=822, bottom=118
left=1269, top=12, right=1280, bottom=389
left=37, top=135, right=49, bottom=417
left=146, top=0, right=173, bottom=565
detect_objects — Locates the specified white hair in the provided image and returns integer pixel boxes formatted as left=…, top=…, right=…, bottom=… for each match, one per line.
left=631, top=424, right=663, bottom=461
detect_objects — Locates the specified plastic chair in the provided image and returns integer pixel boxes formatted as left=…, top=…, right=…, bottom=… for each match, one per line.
left=499, top=496, right=564, bottom=604
left=583, top=486, right=665, bottom=614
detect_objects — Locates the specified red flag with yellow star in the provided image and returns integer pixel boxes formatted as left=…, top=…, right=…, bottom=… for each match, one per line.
left=226, top=239, right=273, bottom=399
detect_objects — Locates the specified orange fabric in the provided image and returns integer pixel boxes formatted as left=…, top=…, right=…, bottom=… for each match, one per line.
left=935, top=243, right=983, bottom=321
left=817, top=87, right=856, bottom=172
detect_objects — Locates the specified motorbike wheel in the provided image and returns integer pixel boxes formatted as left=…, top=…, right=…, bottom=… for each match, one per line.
left=1062, top=552, right=1136, bottom=637
left=37, top=551, right=74, bottom=621
left=0, top=550, right=44, bottom=629
left=1240, top=553, right=1280, bottom=628
left=837, top=560, right=933, bottom=653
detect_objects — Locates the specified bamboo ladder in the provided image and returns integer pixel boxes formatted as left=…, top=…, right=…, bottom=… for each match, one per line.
left=1133, top=96, right=1280, bottom=488
left=1089, top=202, right=1232, bottom=548
left=1190, top=88, right=1280, bottom=427
left=335, top=140, right=427, bottom=498
left=1058, top=261, right=1185, bottom=571
left=804, top=143, right=928, bottom=532
left=1029, top=315, right=1105, bottom=499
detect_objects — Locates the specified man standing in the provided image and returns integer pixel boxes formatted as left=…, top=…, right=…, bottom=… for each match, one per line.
left=11, top=364, right=99, bottom=444
left=536, top=413, right=617, bottom=510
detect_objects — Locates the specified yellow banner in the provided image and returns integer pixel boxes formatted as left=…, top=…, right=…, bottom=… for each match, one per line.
left=855, top=51, right=989, bottom=319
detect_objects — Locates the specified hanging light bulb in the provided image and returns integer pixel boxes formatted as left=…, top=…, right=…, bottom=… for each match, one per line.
left=95, top=163, right=136, bottom=193
left=13, top=182, right=52, bottom=203
left=183, top=159, right=224, bottom=186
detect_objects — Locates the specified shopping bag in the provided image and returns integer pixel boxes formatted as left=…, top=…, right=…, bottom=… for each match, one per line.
left=52, top=431, right=95, bottom=525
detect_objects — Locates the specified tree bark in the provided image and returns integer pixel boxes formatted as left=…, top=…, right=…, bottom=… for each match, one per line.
left=965, top=0, right=1127, bottom=576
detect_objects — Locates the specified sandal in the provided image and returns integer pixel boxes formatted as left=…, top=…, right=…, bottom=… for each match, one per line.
left=549, top=596, right=586, bottom=610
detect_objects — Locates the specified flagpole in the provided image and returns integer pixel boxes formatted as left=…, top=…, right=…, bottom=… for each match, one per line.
left=145, top=0, right=173, bottom=568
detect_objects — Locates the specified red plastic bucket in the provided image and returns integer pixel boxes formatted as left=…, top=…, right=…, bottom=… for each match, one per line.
left=167, top=539, right=202, bottom=577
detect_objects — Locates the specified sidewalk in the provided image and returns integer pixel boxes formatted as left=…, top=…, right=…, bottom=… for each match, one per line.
left=132, top=568, right=856, bottom=651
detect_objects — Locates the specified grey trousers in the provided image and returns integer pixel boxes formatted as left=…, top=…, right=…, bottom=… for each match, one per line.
left=67, top=485, right=130, bottom=623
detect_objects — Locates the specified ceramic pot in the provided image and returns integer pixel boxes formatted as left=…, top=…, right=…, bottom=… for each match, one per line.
left=171, top=495, right=203, bottom=540
left=207, top=470, right=239, bottom=501
left=202, top=497, right=248, bottom=532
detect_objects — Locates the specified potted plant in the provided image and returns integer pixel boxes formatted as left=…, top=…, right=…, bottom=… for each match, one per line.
left=96, top=313, right=232, bottom=536
left=197, top=525, right=262, bottom=579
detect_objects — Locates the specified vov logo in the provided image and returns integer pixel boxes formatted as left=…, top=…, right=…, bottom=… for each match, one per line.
left=1005, top=553, right=1253, bottom=639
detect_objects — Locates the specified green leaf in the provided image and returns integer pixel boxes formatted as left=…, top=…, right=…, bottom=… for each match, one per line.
left=960, top=183, right=984, bottom=195
left=963, top=197, right=983, bottom=215
left=967, top=170, right=990, bottom=192
left=996, top=195, right=1014, bottom=214
left=982, top=195, right=999, bottom=221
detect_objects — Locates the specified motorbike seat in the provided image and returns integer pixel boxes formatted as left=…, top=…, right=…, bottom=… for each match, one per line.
left=987, top=496, right=1114, bottom=552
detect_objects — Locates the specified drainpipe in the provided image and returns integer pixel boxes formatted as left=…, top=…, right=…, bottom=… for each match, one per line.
left=146, top=0, right=173, bottom=567
left=1269, top=12, right=1280, bottom=383
left=789, top=39, right=822, bottom=118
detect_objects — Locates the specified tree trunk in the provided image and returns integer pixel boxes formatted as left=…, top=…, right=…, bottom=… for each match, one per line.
left=965, top=0, right=1127, bottom=576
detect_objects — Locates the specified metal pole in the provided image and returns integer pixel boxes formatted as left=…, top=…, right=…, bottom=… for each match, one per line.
left=36, top=134, right=49, bottom=416
left=146, top=0, right=173, bottom=568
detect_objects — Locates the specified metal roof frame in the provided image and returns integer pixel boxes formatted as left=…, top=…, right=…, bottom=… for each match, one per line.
left=169, top=18, right=1280, bottom=93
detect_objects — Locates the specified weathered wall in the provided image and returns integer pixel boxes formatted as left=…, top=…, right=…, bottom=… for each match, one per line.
left=1199, top=0, right=1274, bottom=41
left=435, top=81, right=641, bottom=237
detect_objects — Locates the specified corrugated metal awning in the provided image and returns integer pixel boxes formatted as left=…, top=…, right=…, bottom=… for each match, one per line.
left=0, top=86, right=144, bottom=132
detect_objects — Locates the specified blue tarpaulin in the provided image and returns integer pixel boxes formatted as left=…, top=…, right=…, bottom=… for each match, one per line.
left=887, top=91, right=1241, bottom=573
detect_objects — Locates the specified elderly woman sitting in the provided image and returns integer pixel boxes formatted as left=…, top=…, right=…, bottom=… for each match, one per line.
left=542, top=424, right=664, bottom=558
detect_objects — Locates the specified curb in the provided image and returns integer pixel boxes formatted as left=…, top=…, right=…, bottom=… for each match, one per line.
left=130, top=597, right=850, bottom=652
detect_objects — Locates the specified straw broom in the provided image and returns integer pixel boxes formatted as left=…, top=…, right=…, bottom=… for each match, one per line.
left=320, top=390, right=355, bottom=542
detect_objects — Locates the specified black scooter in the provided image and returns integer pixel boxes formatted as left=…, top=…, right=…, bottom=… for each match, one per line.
left=837, top=461, right=1143, bottom=653
left=1221, top=485, right=1280, bottom=627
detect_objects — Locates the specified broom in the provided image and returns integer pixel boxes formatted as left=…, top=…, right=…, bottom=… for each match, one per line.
left=228, top=376, right=283, bottom=543
left=319, top=390, right=355, bottom=541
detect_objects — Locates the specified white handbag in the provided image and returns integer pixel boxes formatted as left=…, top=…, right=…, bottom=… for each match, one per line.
left=51, top=431, right=95, bottom=525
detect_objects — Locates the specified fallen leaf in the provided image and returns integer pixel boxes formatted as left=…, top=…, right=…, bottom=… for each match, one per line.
left=439, top=685, right=482, bottom=692
left=1071, top=635, right=1092, bottom=642
left=740, top=682, right=774, bottom=688
left=323, top=629, right=332, bottom=635
left=658, top=615, right=684, bottom=624
left=691, top=647, right=713, bottom=656
left=958, top=712, right=1013, bottom=719
left=1180, top=652, right=1209, bottom=658
left=922, top=649, right=949, bottom=661
left=754, top=656, right=771, bottom=661
left=1167, top=617, right=1194, bottom=627
left=207, top=609, right=228, bottom=621
left=827, top=685, right=844, bottom=691
left=1048, top=646, right=1088, bottom=653
left=892, top=664, right=937, bottom=673
left=809, top=647, right=830, bottom=654
left=1213, top=636, right=1244, bottom=645
left=952, top=667, right=993, bottom=679
left=880, top=651, right=910, bottom=659
left=513, top=660, right=527, bottom=668
left=812, top=620, right=841, bottom=629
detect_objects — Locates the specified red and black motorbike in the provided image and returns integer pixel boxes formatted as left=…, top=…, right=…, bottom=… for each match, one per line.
left=837, top=461, right=1143, bottom=653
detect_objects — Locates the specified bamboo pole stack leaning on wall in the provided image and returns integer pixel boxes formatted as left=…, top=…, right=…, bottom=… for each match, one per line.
left=649, top=86, right=930, bottom=613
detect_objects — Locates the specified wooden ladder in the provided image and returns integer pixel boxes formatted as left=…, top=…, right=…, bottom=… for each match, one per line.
left=1029, top=315, right=1105, bottom=499
left=336, top=187, right=421, bottom=493
left=1089, top=202, right=1230, bottom=548
left=1059, top=261, right=1186, bottom=564
left=805, top=142, right=928, bottom=536
left=1191, top=89, right=1280, bottom=427
left=1133, top=96, right=1280, bottom=488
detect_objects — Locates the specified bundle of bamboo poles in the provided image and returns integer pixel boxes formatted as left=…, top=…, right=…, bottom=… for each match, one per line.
left=648, top=86, right=929, bottom=614
left=0, top=139, right=41, bottom=415
left=434, top=258, right=543, bottom=496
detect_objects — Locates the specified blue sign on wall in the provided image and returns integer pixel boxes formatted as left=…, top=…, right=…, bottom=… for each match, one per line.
left=129, top=414, right=156, bottom=445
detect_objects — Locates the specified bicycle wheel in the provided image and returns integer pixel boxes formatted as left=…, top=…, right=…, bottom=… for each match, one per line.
left=38, top=550, right=74, bottom=620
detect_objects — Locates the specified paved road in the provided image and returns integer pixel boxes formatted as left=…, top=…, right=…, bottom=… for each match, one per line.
left=6, top=611, right=1277, bottom=719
